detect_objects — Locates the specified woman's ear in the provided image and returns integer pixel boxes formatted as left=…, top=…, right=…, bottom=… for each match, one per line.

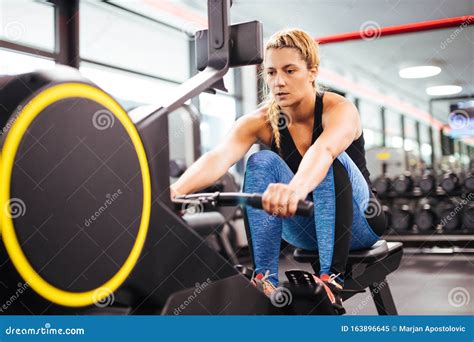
left=309, top=66, right=318, bottom=83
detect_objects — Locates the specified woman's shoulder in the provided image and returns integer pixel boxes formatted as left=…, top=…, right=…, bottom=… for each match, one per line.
left=321, top=91, right=362, bottom=138
left=239, top=106, right=271, bottom=125
left=238, top=106, right=273, bottom=144
left=321, top=91, right=350, bottom=109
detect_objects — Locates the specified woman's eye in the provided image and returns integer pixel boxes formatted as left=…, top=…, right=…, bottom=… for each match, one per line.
left=287, top=69, right=295, bottom=74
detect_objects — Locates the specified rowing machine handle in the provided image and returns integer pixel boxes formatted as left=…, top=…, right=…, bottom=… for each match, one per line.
left=246, top=194, right=313, bottom=216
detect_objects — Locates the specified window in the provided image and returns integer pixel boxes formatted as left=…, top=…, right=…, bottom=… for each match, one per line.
left=359, top=100, right=382, bottom=132
left=419, top=123, right=432, bottom=165
left=0, top=49, right=54, bottom=75
left=363, top=129, right=383, bottom=149
left=403, top=116, right=419, bottom=158
left=80, top=1, right=189, bottom=82
left=388, top=136, right=403, bottom=149
left=0, top=0, right=55, bottom=51
left=385, top=109, right=402, bottom=136
left=199, top=92, right=236, bottom=153
left=359, top=100, right=382, bottom=148
left=404, top=117, right=417, bottom=140
left=80, top=62, right=178, bottom=105
left=385, top=110, right=403, bottom=149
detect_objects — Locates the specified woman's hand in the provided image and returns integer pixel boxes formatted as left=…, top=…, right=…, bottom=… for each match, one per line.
left=262, top=183, right=306, bottom=217
left=170, top=186, right=182, bottom=200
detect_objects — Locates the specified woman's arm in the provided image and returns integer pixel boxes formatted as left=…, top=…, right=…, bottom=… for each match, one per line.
left=171, top=110, right=266, bottom=197
left=262, top=98, right=359, bottom=216
left=289, top=99, right=359, bottom=195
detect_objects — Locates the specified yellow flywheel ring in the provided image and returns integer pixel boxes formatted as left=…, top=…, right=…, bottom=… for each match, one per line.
left=0, top=83, right=151, bottom=307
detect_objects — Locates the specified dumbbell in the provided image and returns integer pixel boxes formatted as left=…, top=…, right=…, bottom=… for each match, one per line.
left=390, top=204, right=414, bottom=232
left=393, top=173, right=414, bottom=195
left=373, top=175, right=391, bottom=196
left=419, top=172, right=437, bottom=194
left=437, top=200, right=462, bottom=232
left=464, top=171, right=474, bottom=193
left=415, top=199, right=438, bottom=232
left=463, top=202, right=474, bottom=231
left=440, top=171, right=460, bottom=194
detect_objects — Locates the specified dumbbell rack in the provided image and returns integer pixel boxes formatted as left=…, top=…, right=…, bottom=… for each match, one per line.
left=379, top=187, right=474, bottom=253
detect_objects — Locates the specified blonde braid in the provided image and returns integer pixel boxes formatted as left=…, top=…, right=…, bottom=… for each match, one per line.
left=267, top=98, right=281, bottom=150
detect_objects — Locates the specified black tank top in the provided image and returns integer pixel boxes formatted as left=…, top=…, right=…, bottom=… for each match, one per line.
left=270, top=92, right=372, bottom=188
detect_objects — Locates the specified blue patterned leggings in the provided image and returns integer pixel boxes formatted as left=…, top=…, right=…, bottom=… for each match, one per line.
left=243, top=150, right=385, bottom=286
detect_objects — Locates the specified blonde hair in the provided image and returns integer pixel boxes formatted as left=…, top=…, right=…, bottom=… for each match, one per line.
left=260, top=29, right=320, bottom=150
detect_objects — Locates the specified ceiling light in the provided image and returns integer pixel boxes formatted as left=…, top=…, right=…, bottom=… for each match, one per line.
left=426, top=85, right=462, bottom=96
left=399, top=66, right=441, bottom=79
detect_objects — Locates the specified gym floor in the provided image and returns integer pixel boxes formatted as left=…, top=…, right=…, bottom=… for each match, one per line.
left=276, top=251, right=474, bottom=315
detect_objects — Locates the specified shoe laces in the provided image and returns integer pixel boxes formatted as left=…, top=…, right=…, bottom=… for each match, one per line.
left=326, top=273, right=343, bottom=290
left=252, top=270, right=277, bottom=297
left=253, top=270, right=276, bottom=283
left=328, top=273, right=341, bottom=282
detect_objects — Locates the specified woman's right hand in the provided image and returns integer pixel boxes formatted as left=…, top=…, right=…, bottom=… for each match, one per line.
left=170, top=186, right=181, bottom=200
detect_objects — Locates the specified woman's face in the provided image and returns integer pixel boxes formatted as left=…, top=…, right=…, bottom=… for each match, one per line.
left=264, top=47, right=316, bottom=108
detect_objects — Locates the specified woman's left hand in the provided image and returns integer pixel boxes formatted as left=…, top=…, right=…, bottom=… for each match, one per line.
left=261, top=183, right=307, bottom=217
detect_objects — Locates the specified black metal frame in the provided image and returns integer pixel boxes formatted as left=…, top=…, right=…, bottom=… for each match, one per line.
left=295, top=242, right=403, bottom=315
left=0, top=0, right=247, bottom=203
left=3, top=0, right=241, bottom=86
left=0, top=40, right=56, bottom=60
left=53, top=0, right=79, bottom=68
left=342, top=250, right=402, bottom=315
left=0, top=0, right=276, bottom=315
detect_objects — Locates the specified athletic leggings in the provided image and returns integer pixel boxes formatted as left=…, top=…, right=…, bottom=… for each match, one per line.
left=243, top=150, right=386, bottom=286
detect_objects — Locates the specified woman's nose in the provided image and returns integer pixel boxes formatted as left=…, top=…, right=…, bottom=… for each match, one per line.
left=275, top=72, right=286, bottom=86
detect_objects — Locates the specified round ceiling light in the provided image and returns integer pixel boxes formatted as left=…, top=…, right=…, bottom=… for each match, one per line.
left=399, top=66, right=441, bottom=79
left=426, top=85, right=462, bottom=96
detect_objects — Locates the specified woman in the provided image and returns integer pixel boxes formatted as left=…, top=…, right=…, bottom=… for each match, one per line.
left=171, top=29, right=386, bottom=309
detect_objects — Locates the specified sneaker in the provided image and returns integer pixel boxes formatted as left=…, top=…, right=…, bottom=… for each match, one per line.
left=310, top=274, right=336, bottom=304
left=319, top=273, right=345, bottom=312
left=251, top=271, right=277, bottom=297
